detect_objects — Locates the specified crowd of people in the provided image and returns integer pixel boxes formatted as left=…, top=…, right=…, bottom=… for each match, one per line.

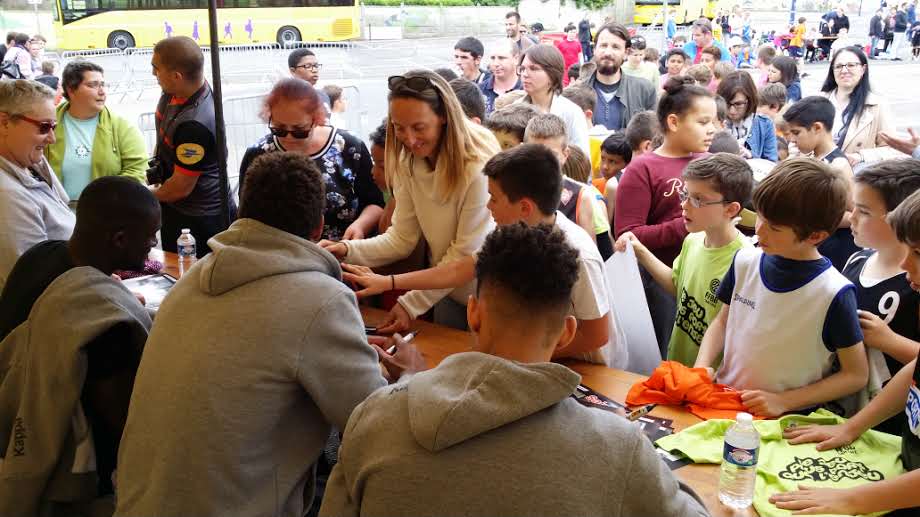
left=2, top=7, right=920, bottom=516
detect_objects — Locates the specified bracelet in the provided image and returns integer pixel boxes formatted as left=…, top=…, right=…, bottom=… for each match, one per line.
left=391, top=275, right=395, bottom=291
left=341, top=240, right=349, bottom=257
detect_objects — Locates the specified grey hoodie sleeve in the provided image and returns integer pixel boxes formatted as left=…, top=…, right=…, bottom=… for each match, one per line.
left=317, top=401, right=368, bottom=517
left=618, top=427, right=711, bottom=517
left=296, top=290, right=388, bottom=430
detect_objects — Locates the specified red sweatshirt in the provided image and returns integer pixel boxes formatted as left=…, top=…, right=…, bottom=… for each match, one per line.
left=614, top=152, right=707, bottom=265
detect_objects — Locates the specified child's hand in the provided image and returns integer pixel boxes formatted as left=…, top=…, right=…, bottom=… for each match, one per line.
left=342, top=264, right=390, bottom=298
left=614, top=232, right=641, bottom=254
left=858, top=310, right=896, bottom=351
left=769, top=485, right=862, bottom=515
left=319, top=240, right=348, bottom=260
left=740, top=390, right=788, bottom=417
left=782, top=422, right=858, bottom=451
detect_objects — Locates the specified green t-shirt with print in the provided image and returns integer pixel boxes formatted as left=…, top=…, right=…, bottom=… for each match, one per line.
left=656, top=410, right=905, bottom=517
left=667, top=231, right=751, bottom=366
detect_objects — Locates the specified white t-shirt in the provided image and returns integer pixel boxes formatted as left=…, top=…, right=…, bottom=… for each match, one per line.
left=555, top=211, right=616, bottom=365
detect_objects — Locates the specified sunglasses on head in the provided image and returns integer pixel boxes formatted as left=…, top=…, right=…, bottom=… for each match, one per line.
left=18, top=115, right=56, bottom=135
left=268, top=119, right=313, bottom=139
left=388, top=75, right=434, bottom=93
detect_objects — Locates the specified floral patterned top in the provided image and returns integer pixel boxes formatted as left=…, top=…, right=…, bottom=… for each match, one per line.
left=239, top=127, right=384, bottom=241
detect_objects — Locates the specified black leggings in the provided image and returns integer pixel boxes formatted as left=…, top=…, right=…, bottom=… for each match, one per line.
left=160, top=202, right=235, bottom=258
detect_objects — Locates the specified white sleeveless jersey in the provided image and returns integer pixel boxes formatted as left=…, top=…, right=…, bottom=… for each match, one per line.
left=717, top=247, right=854, bottom=392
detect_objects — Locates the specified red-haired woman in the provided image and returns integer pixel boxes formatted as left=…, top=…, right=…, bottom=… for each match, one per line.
left=239, top=78, right=384, bottom=241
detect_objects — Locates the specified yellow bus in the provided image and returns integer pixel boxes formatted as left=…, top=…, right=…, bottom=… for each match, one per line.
left=51, top=0, right=361, bottom=50
left=634, top=0, right=727, bottom=25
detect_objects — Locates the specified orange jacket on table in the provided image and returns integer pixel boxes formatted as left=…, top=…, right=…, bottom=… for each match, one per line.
left=626, top=360, right=765, bottom=420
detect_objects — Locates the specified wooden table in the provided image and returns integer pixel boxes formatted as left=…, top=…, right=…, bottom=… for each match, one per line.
left=152, top=250, right=755, bottom=517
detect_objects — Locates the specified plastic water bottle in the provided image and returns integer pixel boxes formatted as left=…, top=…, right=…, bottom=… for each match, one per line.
left=177, top=228, right=197, bottom=262
left=719, top=412, right=760, bottom=509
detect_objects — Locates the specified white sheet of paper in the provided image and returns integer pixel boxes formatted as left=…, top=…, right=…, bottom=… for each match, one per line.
left=605, top=240, right=661, bottom=375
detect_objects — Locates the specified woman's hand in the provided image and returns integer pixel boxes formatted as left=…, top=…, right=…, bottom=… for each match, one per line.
left=342, top=264, right=391, bottom=298
left=845, top=152, right=863, bottom=167
left=342, top=224, right=365, bottom=241
left=377, top=302, right=412, bottom=335
left=319, top=240, right=348, bottom=260
left=879, top=127, right=919, bottom=155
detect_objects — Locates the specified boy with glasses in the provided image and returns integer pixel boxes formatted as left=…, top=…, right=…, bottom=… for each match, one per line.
left=615, top=153, right=754, bottom=366
left=288, top=48, right=331, bottom=115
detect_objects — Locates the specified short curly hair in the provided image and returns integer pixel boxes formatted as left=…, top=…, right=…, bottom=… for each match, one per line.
left=475, top=222, right=579, bottom=326
left=239, top=152, right=325, bottom=240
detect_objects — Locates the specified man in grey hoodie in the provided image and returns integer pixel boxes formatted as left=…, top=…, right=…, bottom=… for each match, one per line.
left=115, top=152, right=394, bottom=517
left=319, top=223, right=710, bottom=517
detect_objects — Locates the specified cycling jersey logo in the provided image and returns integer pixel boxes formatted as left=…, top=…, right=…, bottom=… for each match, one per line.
left=176, top=143, right=205, bottom=165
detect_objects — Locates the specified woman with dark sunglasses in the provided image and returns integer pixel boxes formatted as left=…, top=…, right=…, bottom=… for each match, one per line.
left=321, top=69, right=500, bottom=334
left=0, top=80, right=75, bottom=290
left=239, top=78, right=384, bottom=241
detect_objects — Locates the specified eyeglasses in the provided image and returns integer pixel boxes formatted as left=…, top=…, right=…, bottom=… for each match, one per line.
left=728, top=100, right=749, bottom=109
left=388, top=75, right=434, bottom=93
left=517, top=64, right=544, bottom=76
left=833, top=62, right=863, bottom=72
left=678, top=188, right=728, bottom=208
left=293, top=63, right=322, bottom=71
left=82, top=81, right=107, bottom=90
left=268, top=119, right=314, bottom=139
left=17, top=115, right=56, bottom=134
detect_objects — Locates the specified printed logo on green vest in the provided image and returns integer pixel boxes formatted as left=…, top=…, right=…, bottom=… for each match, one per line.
left=779, top=456, right=884, bottom=483
left=675, top=287, right=707, bottom=346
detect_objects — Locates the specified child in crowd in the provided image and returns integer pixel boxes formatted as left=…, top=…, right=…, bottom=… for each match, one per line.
left=789, top=16, right=807, bottom=61
left=562, top=84, right=614, bottom=175
left=686, top=64, right=713, bottom=88
left=367, top=120, right=393, bottom=234
left=755, top=44, right=777, bottom=86
left=526, top=114, right=613, bottom=260
left=695, top=157, right=868, bottom=417
left=563, top=145, right=592, bottom=183
left=782, top=96, right=858, bottom=271
left=493, top=89, right=526, bottom=111
left=484, top=103, right=540, bottom=150
left=772, top=189, right=920, bottom=515
left=757, top=82, right=788, bottom=120
left=768, top=55, right=802, bottom=102
left=616, top=153, right=754, bottom=366
left=700, top=46, right=722, bottom=73
left=644, top=47, right=660, bottom=68
left=841, top=160, right=920, bottom=432
left=782, top=96, right=852, bottom=176
left=449, top=77, right=486, bottom=124
left=343, top=144, right=619, bottom=366
left=776, top=136, right=790, bottom=160
left=596, top=133, right=632, bottom=224
left=622, top=35, right=660, bottom=87
left=660, top=48, right=690, bottom=91
left=615, top=76, right=717, bottom=354
left=711, top=61, right=735, bottom=93
left=624, top=110, right=661, bottom=156
left=709, top=131, right=742, bottom=154
left=322, top=85, right=347, bottom=128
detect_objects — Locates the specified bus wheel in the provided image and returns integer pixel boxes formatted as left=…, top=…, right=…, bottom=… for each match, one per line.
left=108, top=31, right=135, bottom=50
left=277, top=26, right=302, bottom=46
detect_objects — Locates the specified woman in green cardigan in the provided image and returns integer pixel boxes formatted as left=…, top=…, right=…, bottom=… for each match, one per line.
left=45, top=61, right=147, bottom=201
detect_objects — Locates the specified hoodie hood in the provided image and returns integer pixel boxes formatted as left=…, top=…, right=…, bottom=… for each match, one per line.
left=198, top=218, right=342, bottom=296
left=407, top=352, right=580, bottom=452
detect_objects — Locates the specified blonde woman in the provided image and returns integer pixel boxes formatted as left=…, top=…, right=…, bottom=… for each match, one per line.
left=322, top=69, right=500, bottom=332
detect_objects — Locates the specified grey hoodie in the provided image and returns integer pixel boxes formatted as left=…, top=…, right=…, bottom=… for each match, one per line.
left=319, top=352, right=710, bottom=517
left=115, top=218, right=388, bottom=517
left=0, top=267, right=151, bottom=517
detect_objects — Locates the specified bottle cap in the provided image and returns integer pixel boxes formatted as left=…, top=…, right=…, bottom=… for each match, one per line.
left=736, top=412, right=753, bottom=423
left=181, top=228, right=191, bottom=234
